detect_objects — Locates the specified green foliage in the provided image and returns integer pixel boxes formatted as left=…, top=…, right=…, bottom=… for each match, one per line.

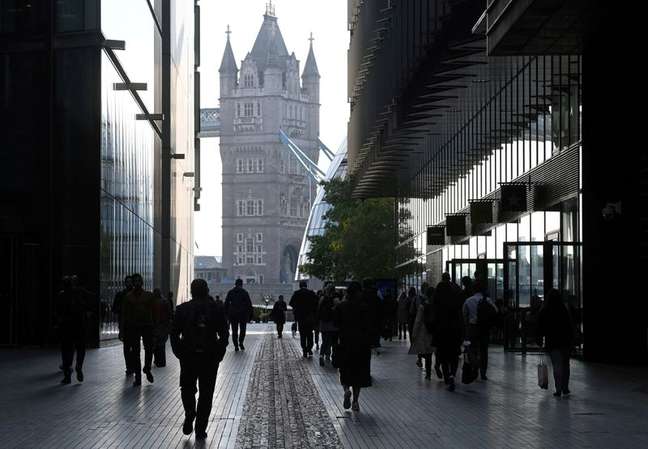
left=300, top=177, right=419, bottom=282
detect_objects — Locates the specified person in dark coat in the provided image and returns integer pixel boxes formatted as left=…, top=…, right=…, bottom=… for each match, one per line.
left=113, top=275, right=134, bottom=375
left=153, top=288, right=174, bottom=367
left=397, top=288, right=411, bottom=340
left=224, top=279, right=253, bottom=351
left=362, top=279, right=382, bottom=348
left=122, top=274, right=158, bottom=386
left=57, top=275, right=92, bottom=384
left=382, top=290, right=398, bottom=341
left=317, top=285, right=339, bottom=366
left=271, top=295, right=288, bottom=338
left=334, top=281, right=374, bottom=412
left=434, top=273, right=463, bottom=391
left=171, top=279, right=228, bottom=441
left=289, top=280, right=319, bottom=358
left=538, top=288, right=574, bottom=397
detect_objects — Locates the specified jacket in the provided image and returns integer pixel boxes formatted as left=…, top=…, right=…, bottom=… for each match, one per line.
left=122, top=289, right=157, bottom=329
left=289, top=288, right=319, bottom=325
left=224, top=286, right=253, bottom=322
left=271, top=300, right=288, bottom=324
left=538, top=303, right=574, bottom=350
left=170, top=298, right=229, bottom=361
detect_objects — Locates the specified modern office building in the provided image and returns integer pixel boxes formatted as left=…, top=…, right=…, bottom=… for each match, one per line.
left=0, top=1, right=198, bottom=346
left=218, top=5, right=320, bottom=296
left=295, top=139, right=348, bottom=291
left=347, top=0, right=644, bottom=363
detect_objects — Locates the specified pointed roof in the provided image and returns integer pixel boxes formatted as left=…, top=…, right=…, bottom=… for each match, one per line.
left=219, top=29, right=238, bottom=74
left=248, top=13, right=289, bottom=73
left=302, top=37, right=320, bottom=78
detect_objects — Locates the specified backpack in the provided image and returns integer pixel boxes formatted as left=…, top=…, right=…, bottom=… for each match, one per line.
left=477, top=297, right=497, bottom=330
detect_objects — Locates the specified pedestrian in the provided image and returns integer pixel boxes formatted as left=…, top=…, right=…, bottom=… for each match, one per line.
left=362, top=279, right=383, bottom=349
left=409, top=285, right=435, bottom=379
left=397, top=288, right=410, bottom=340
left=170, top=279, right=228, bottom=440
left=382, top=290, right=398, bottom=341
left=314, top=290, right=324, bottom=351
left=213, top=295, right=224, bottom=307
left=317, top=284, right=339, bottom=366
left=410, top=283, right=429, bottom=368
left=57, top=275, right=91, bottom=384
left=153, top=288, right=174, bottom=368
left=433, top=273, right=463, bottom=391
left=224, top=279, right=253, bottom=351
left=113, top=275, right=134, bottom=376
left=270, top=295, right=288, bottom=338
left=462, top=279, right=498, bottom=381
left=122, top=273, right=158, bottom=386
left=290, top=280, right=319, bottom=358
left=538, top=289, right=574, bottom=397
left=333, top=281, right=374, bottom=412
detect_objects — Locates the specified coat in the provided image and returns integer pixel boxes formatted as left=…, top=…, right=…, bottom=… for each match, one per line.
left=538, top=303, right=574, bottom=350
left=224, top=286, right=253, bottom=322
left=409, top=303, right=435, bottom=355
left=334, top=298, right=374, bottom=388
left=270, top=300, right=287, bottom=324
left=433, top=280, right=464, bottom=351
left=170, top=298, right=229, bottom=362
left=397, top=292, right=410, bottom=324
left=289, top=288, right=319, bottom=325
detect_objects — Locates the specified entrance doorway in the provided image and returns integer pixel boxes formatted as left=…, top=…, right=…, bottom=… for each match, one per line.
left=446, top=258, right=505, bottom=303
left=503, top=241, right=582, bottom=354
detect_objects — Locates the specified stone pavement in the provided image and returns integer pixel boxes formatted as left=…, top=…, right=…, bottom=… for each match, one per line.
left=1, top=324, right=648, bottom=449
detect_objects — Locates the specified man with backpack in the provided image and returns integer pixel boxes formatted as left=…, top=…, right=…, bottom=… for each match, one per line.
left=224, top=279, right=253, bottom=351
left=462, top=279, right=498, bottom=381
left=171, top=279, right=229, bottom=441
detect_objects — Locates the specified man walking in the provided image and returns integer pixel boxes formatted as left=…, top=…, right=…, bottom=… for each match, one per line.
left=122, top=273, right=157, bottom=386
left=171, top=279, right=228, bottom=441
left=153, top=288, right=174, bottom=367
left=463, top=280, right=498, bottom=381
left=57, top=275, right=91, bottom=384
left=224, top=279, right=253, bottom=351
left=113, top=275, right=134, bottom=375
left=290, top=280, right=319, bottom=358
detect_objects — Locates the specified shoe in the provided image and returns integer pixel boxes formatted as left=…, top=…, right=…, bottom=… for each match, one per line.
left=447, top=378, right=456, bottom=392
left=325, top=355, right=330, bottom=362
left=240, top=343, right=245, bottom=351
left=144, top=369, right=154, bottom=383
left=481, top=375, right=488, bottom=381
left=133, top=376, right=142, bottom=387
left=234, top=346, right=239, bottom=352
left=435, top=366, right=443, bottom=380
left=343, top=390, right=352, bottom=410
left=416, top=358, right=423, bottom=368
left=351, top=401, right=360, bottom=412
left=76, top=368, right=84, bottom=382
left=195, top=430, right=207, bottom=440
left=562, top=389, right=571, bottom=396
left=182, top=414, right=195, bottom=435
left=303, top=350, right=308, bottom=358
left=308, top=351, right=313, bottom=358
left=553, top=391, right=562, bottom=397
left=424, top=373, right=431, bottom=380
left=319, top=357, right=325, bottom=367
left=125, top=370, right=134, bottom=377
left=61, top=373, right=72, bottom=385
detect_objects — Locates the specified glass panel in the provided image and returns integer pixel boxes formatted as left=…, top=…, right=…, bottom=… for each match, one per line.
left=496, top=224, right=506, bottom=259
left=531, top=212, right=545, bottom=241
left=56, top=0, right=99, bottom=32
left=546, top=211, right=561, bottom=238
left=530, top=244, right=544, bottom=299
left=519, top=214, right=530, bottom=241
left=518, top=245, right=530, bottom=307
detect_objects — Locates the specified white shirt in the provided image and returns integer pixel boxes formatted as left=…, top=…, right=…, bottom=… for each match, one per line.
left=463, top=293, right=498, bottom=326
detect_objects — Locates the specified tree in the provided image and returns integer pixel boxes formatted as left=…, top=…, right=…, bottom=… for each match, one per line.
left=300, top=177, right=419, bottom=282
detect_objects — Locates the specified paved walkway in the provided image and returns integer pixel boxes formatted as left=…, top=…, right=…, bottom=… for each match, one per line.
left=1, top=324, right=647, bottom=448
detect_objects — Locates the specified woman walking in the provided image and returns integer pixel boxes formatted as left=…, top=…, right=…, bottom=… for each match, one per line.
left=271, top=295, right=288, bottom=338
left=538, top=289, right=574, bottom=397
left=318, top=285, right=339, bottom=366
left=409, top=286, right=435, bottom=379
left=334, top=282, right=375, bottom=412
left=397, top=288, right=410, bottom=340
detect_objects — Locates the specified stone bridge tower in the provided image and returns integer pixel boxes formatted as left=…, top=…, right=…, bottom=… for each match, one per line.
left=218, top=6, right=320, bottom=294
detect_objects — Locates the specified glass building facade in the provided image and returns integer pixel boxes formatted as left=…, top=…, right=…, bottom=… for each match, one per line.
left=0, top=0, right=196, bottom=346
left=347, top=0, right=646, bottom=363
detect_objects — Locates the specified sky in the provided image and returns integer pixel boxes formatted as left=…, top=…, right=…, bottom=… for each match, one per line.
left=195, top=0, right=350, bottom=258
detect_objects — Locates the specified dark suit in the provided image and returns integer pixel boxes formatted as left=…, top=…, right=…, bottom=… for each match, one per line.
left=171, top=298, right=229, bottom=433
left=224, top=286, right=253, bottom=349
left=290, top=288, right=319, bottom=354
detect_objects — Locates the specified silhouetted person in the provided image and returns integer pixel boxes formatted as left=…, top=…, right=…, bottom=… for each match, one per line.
left=153, top=288, right=174, bottom=367
left=397, top=288, right=410, bottom=340
left=290, top=280, right=319, bottom=358
left=317, top=285, right=339, bottom=366
left=382, top=290, right=398, bottom=341
left=171, top=279, right=228, bottom=440
left=270, top=295, right=288, bottom=338
left=57, top=275, right=91, bottom=384
left=224, top=279, right=253, bottom=351
left=122, top=273, right=158, bottom=386
left=334, top=281, right=375, bottom=412
left=113, top=275, right=134, bottom=375
left=361, top=280, right=383, bottom=348
left=463, top=279, right=498, bottom=381
left=538, top=289, right=574, bottom=397
left=434, top=273, right=463, bottom=391
left=409, top=285, right=435, bottom=379
left=213, top=295, right=224, bottom=307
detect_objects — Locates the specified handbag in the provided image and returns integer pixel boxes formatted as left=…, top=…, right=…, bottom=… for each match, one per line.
left=461, top=348, right=478, bottom=384
left=537, top=356, right=549, bottom=390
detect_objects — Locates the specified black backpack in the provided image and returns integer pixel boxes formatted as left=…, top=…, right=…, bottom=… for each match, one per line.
left=187, top=302, right=224, bottom=360
left=477, top=297, right=497, bottom=330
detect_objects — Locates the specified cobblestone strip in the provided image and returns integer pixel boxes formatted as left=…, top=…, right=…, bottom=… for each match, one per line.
left=235, top=334, right=343, bottom=449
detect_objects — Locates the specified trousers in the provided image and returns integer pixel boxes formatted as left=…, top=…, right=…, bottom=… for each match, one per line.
left=229, top=319, right=247, bottom=348
left=180, top=354, right=219, bottom=432
left=126, top=325, right=154, bottom=374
